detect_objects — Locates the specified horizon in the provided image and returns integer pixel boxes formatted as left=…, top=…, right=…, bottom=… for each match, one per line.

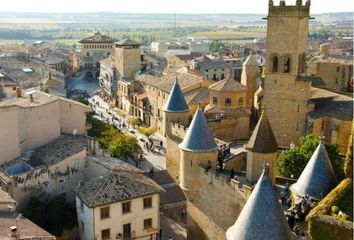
left=0, top=0, right=353, bottom=14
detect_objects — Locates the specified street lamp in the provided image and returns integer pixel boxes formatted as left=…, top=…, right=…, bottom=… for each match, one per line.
left=116, top=233, right=122, bottom=240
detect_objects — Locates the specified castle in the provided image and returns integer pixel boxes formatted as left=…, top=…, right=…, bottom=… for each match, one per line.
left=161, top=0, right=353, bottom=239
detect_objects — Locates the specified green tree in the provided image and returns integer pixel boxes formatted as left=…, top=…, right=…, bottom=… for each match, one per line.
left=98, top=128, right=121, bottom=149
left=109, top=134, right=141, bottom=160
left=277, top=135, right=343, bottom=179
left=129, top=117, right=142, bottom=127
left=23, top=196, right=77, bottom=236
left=137, top=126, right=156, bottom=137
left=87, top=113, right=112, bottom=138
left=210, top=40, right=222, bottom=52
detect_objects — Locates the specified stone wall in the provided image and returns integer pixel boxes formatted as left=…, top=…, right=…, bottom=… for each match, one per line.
left=186, top=168, right=246, bottom=240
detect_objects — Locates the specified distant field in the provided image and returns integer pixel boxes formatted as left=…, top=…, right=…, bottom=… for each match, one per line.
left=187, top=30, right=266, bottom=40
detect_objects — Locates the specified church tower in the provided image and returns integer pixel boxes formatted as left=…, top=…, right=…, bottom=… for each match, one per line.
left=263, top=0, right=312, bottom=147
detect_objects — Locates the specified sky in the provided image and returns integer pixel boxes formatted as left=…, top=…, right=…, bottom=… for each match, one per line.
left=0, top=0, right=353, bottom=14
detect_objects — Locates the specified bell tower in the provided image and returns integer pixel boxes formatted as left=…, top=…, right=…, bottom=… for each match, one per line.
left=263, top=0, right=312, bottom=147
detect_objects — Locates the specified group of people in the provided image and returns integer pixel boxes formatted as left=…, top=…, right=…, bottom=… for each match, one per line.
left=282, top=187, right=315, bottom=239
left=144, top=139, right=164, bottom=153
left=214, top=112, right=225, bottom=120
left=218, top=145, right=231, bottom=161
left=66, top=88, right=89, bottom=99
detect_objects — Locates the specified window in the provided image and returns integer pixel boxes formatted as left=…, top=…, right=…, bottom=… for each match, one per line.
left=100, top=206, right=110, bottom=219
left=143, top=197, right=152, bottom=209
left=213, top=74, right=216, bottom=80
left=101, top=229, right=110, bottom=240
left=213, top=97, right=218, bottom=105
left=272, top=56, right=279, bottom=73
left=123, top=223, right=131, bottom=239
left=205, top=69, right=209, bottom=72
left=297, top=104, right=300, bottom=112
left=336, top=67, right=340, bottom=72
left=284, top=55, right=291, bottom=73
left=81, top=221, right=84, bottom=232
left=122, top=201, right=131, bottom=214
left=221, top=73, right=225, bottom=79
left=144, top=218, right=152, bottom=230
left=225, top=98, right=232, bottom=106
left=238, top=97, right=244, bottom=106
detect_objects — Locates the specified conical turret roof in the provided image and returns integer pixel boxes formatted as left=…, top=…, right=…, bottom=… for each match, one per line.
left=243, top=54, right=259, bottom=66
left=291, top=142, right=337, bottom=200
left=246, top=110, right=278, bottom=153
left=226, top=165, right=293, bottom=240
left=179, top=108, right=218, bottom=152
left=163, top=78, right=189, bottom=113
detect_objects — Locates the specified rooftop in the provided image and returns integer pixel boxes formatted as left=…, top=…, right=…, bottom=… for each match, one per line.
left=0, top=90, right=91, bottom=109
left=309, top=87, right=353, bottom=121
left=243, top=54, right=259, bottom=66
left=163, top=79, right=189, bottom=112
left=246, top=110, right=278, bottom=153
left=137, top=71, right=203, bottom=93
left=3, top=134, right=88, bottom=176
left=0, top=212, right=55, bottom=240
left=74, top=171, right=163, bottom=208
left=114, top=39, right=140, bottom=46
left=184, top=87, right=209, bottom=105
left=86, top=156, right=143, bottom=174
left=291, top=143, right=338, bottom=200
left=79, top=32, right=117, bottom=44
left=226, top=166, right=293, bottom=240
left=196, top=59, right=230, bottom=69
left=179, top=108, right=218, bottom=152
left=209, top=77, right=248, bottom=93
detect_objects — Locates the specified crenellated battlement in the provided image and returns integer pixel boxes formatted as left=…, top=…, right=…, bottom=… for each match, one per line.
left=268, top=0, right=311, bottom=17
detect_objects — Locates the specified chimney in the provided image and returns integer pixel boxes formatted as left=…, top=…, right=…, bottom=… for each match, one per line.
left=10, top=226, right=18, bottom=238
left=29, top=94, right=34, bottom=103
left=16, top=87, right=22, bottom=98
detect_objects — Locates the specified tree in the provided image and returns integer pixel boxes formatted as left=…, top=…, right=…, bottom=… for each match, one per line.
left=23, top=196, right=77, bottom=236
left=87, top=113, right=112, bottom=138
left=109, top=133, right=141, bottom=160
left=277, top=135, right=343, bottom=179
left=98, top=128, right=121, bottom=149
left=210, top=40, right=222, bottom=52
left=137, top=126, right=156, bottom=137
left=129, top=117, right=142, bottom=127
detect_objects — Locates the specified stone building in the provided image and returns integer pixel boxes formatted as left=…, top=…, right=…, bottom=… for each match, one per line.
left=204, top=77, right=251, bottom=141
left=79, top=32, right=117, bottom=79
left=307, top=43, right=353, bottom=92
left=74, top=167, right=162, bottom=240
left=240, top=54, right=261, bottom=107
left=262, top=0, right=353, bottom=150
left=191, top=59, right=231, bottom=81
left=0, top=89, right=91, bottom=164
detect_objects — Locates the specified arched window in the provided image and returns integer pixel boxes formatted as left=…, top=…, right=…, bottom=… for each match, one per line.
left=284, top=55, right=291, bottom=73
left=225, top=98, right=232, bottom=106
left=238, top=97, right=244, bottom=106
left=272, top=55, right=279, bottom=73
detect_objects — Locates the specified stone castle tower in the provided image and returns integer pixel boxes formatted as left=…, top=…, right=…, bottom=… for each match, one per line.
left=245, top=109, right=278, bottom=184
left=263, top=0, right=312, bottom=147
left=241, top=54, right=260, bottom=106
left=178, top=107, right=219, bottom=197
left=114, top=39, right=141, bottom=79
left=163, top=79, right=191, bottom=182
